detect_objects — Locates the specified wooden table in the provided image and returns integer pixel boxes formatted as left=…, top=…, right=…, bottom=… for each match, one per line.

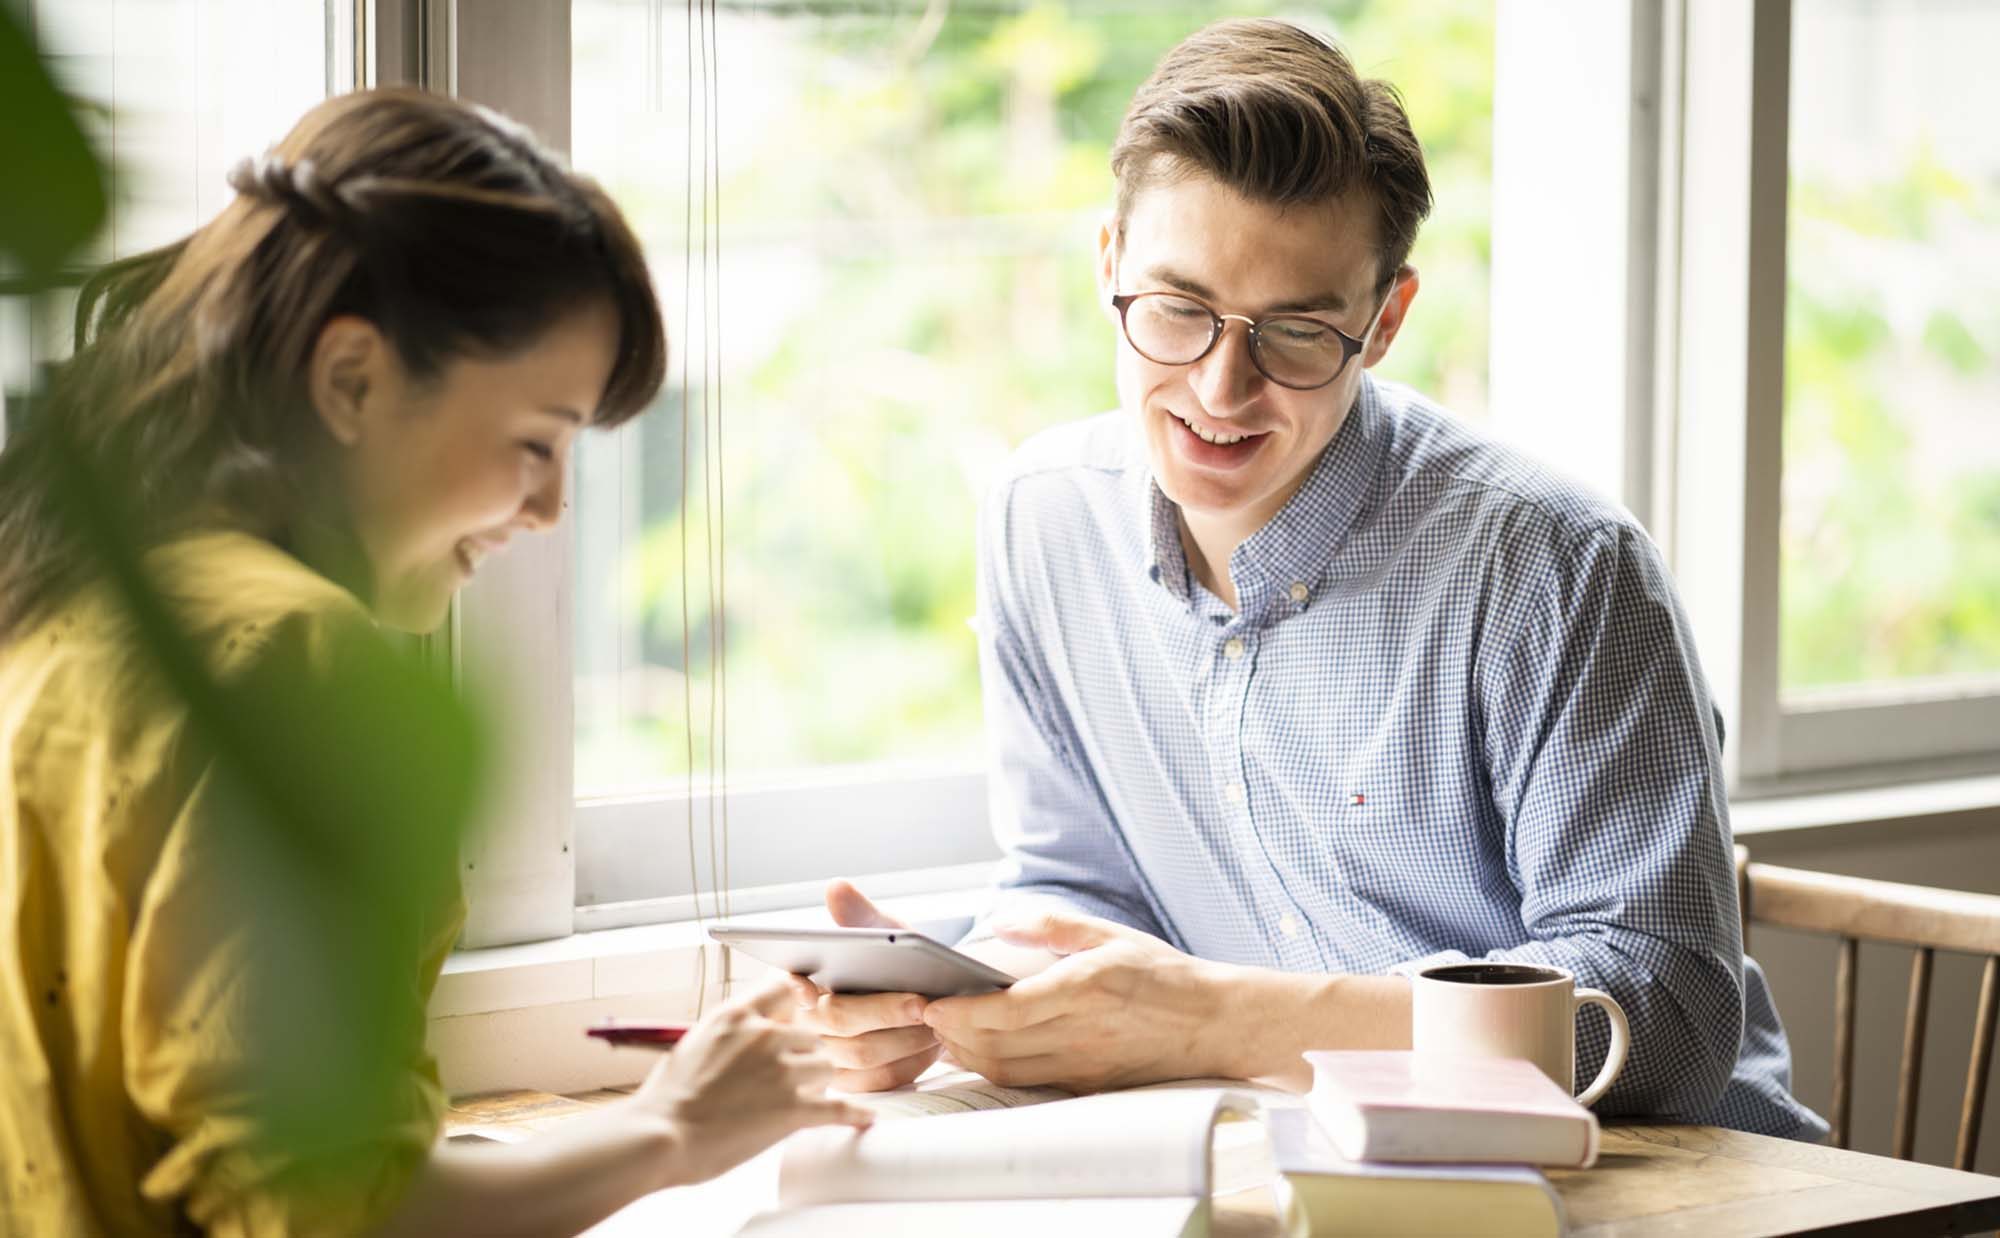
left=447, top=1088, right=2000, bottom=1237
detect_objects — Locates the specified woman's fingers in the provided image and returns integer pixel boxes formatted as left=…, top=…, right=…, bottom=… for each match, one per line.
left=780, top=1049, right=836, bottom=1085
left=795, top=1094, right=876, bottom=1130
left=739, top=976, right=803, bottom=1019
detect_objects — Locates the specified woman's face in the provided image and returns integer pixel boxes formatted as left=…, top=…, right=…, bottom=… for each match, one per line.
left=308, top=302, right=619, bottom=631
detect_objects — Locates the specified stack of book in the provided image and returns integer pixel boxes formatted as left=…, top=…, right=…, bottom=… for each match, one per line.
left=1277, top=1051, right=1600, bottom=1237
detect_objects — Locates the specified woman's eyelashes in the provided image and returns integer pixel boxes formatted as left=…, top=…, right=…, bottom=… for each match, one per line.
left=522, top=441, right=555, bottom=462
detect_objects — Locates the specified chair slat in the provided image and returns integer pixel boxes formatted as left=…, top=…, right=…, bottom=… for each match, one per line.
left=1747, top=863, right=2000, bottom=955
left=1957, top=954, right=1999, bottom=1172
left=1833, top=936, right=1858, bottom=1150
left=1892, top=948, right=1933, bottom=1161
left=1743, top=852, right=2000, bottom=1168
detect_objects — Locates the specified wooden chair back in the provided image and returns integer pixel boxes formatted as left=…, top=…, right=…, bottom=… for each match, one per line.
left=1736, top=844, right=2000, bottom=1170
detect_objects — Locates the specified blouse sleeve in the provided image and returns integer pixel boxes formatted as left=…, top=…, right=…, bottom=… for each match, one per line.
left=120, top=603, right=468, bottom=1238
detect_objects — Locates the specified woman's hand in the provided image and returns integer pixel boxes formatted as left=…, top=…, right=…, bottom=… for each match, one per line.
left=627, top=979, right=874, bottom=1188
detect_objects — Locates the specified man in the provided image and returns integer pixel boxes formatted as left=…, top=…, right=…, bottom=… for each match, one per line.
left=796, top=18, right=1825, bottom=1139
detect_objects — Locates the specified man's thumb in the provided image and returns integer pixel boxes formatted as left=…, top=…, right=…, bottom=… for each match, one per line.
left=826, top=879, right=907, bottom=929
left=992, top=909, right=1115, bottom=956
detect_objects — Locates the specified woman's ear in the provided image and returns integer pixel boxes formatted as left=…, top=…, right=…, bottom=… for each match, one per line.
left=307, top=316, right=391, bottom=446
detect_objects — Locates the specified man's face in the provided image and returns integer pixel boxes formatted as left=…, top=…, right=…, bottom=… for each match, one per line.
left=1098, top=175, right=1414, bottom=536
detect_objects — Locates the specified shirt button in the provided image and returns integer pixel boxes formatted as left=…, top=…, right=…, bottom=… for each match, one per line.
left=1223, top=638, right=1245, bottom=660
left=1224, top=781, right=1246, bottom=805
left=1279, top=913, right=1301, bottom=939
left=1289, top=581, right=1309, bottom=604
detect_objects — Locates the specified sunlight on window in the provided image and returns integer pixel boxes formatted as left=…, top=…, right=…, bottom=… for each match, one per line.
left=570, top=1, right=1494, bottom=793
left=1782, top=0, right=2000, bottom=697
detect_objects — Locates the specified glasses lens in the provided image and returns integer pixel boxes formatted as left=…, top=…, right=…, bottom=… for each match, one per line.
left=1124, top=293, right=1215, bottom=365
left=1253, top=317, right=1346, bottom=388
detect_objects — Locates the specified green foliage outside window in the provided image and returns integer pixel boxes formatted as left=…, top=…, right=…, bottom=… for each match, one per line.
left=1782, top=138, right=2000, bottom=692
left=574, top=1, right=1495, bottom=787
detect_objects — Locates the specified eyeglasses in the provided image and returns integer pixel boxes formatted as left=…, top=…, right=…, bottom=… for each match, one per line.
left=1108, top=285, right=1390, bottom=391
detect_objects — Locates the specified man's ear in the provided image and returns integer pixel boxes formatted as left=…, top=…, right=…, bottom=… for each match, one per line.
left=307, top=315, right=390, bottom=446
left=1095, top=212, right=1120, bottom=323
left=1362, top=266, right=1420, bottom=368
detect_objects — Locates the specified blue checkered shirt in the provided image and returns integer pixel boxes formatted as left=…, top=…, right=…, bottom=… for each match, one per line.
left=972, top=375, right=1826, bottom=1140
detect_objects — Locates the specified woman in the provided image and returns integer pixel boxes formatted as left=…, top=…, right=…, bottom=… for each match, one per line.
left=0, top=89, right=869, bottom=1236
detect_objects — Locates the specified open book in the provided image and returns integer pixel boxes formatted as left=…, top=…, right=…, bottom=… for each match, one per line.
left=853, top=1066, right=1071, bottom=1119
left=735, top=1087, right=1262, bottom=1237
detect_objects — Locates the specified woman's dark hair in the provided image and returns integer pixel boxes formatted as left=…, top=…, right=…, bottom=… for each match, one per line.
left=0, top=87, right=666, bottom=640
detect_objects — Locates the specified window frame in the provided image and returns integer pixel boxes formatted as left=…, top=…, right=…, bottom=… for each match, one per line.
left=423, top=0, right=1002, bottom=949
left=1669, top=0, right=2000, bottom=793
left=443, top=0, right=2000, bottom=949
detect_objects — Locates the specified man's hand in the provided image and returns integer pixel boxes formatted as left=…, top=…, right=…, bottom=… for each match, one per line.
left=788, top=880, right=943, bottom=1092
left=920, top=909, right=1238, bottom=1093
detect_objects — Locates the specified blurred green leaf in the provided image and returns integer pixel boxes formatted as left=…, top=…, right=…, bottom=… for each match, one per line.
left=0, top=5, right=108, bottom=282
left=10, top=10, right=485, bottom=1169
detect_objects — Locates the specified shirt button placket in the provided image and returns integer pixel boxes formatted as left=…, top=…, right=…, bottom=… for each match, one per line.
left=1217, top=633, right=1250, bottom=820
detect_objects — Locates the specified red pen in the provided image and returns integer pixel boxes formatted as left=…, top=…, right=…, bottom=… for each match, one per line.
left=586, top=1023, right=689, bottom=1049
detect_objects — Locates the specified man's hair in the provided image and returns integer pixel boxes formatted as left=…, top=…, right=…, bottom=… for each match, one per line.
left=1109, top=18, right=1433, bottom=290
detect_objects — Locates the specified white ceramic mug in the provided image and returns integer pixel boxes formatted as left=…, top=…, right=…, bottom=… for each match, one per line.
left=1411, top=962, right=1631, bottom=1106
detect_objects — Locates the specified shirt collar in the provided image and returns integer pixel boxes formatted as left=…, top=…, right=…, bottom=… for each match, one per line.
left=1139, top=374, right=1387, bottom=610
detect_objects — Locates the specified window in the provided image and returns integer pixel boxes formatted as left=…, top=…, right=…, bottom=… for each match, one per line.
left=560, top=1, right=1495, bottom=926
left=73, top=0, right=1963, bottom=949
left=1780, top=0, right=2000, bottom=700
left=1, top=0, right=342, bottom=428
left=1672, top=0, right=2000, bottom=788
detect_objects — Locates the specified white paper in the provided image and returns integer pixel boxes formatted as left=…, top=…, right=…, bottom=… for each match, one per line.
left=778, top=1088, right=1252, bottom=1207
left=738, top=1197, right=1202, bottom=1238
left=857, top=1067, right=1070, bottom=1119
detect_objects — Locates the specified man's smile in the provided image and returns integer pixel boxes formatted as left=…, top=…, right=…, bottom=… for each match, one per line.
left=1162, top=405, right=1272, bottom=471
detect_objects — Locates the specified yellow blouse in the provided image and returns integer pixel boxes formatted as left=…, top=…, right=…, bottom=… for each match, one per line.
left=0, top=531, right=464, bottom=1237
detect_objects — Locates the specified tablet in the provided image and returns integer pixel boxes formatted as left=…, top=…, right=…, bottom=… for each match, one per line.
left=707, top=924, right=1016, bottom=998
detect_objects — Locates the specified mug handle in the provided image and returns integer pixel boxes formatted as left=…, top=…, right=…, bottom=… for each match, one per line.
left=1572, top=987, right=1630, bottom=1107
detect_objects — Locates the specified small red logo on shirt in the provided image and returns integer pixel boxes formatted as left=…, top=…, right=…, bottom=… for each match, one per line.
left=1349, top=792, right=1366, bottom=806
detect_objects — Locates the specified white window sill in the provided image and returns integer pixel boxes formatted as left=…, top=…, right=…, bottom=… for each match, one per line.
left=439, top=774, right=2000, bottom=1019
left=432, top=871, right=997, bottom=1020
left=426, top=776, right=1999, bottom=1096
left=1731, top=769, right=2000, bottom=837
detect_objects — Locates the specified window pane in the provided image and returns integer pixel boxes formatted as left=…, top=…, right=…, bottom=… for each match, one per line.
left=571, top=1, right=1494, bottom=794
left=3, top=0, right=330, bottom=411
left=1782, top=0, right=2000, bottom=697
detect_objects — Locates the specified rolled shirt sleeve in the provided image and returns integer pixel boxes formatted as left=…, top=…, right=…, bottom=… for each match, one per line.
left=1392, top=521, right=1744, bottom=1120
left=122, top=608, right=466, bottom=1237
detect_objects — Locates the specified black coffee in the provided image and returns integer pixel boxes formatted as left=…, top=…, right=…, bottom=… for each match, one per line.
left=1421, top=963, right=1565, bottom=986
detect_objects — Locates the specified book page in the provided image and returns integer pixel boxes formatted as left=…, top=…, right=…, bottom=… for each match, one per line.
left=857, top=1065, right=1071, bottom=1119
left=739, top=1197, right=1202, bottom=1238
left=778, top=1088, right=1254, bottom=1207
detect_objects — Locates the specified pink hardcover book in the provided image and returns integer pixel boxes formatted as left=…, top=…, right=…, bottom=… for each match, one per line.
left=1303, top=1051, right=1600, bottom=1168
